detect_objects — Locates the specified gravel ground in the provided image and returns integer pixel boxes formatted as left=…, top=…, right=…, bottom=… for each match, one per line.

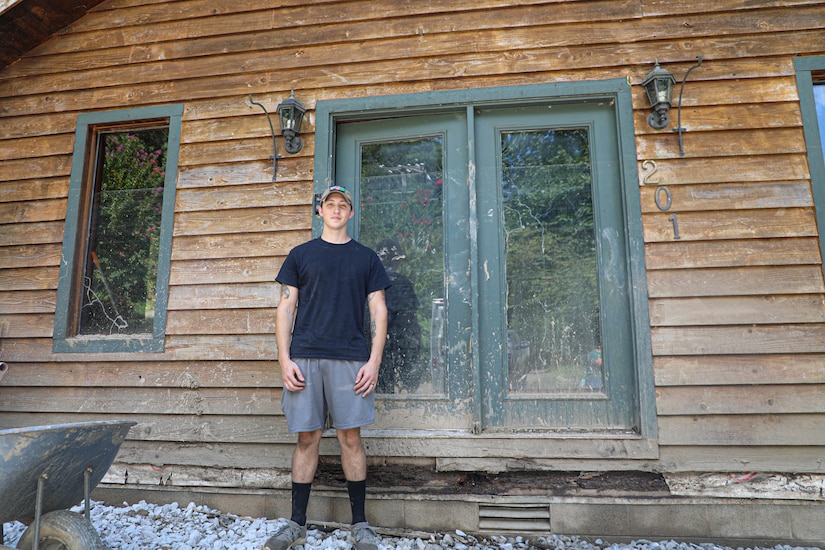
left=2, top=500, right=821, bottom=550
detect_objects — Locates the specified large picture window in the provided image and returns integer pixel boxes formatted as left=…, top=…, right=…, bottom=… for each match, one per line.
left=795, top=57, right=825, bottom=278
left=54, top=105, right=183, bottom=353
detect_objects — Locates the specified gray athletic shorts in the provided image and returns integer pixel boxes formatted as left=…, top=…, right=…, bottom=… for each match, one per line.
left=281, top=358, right=375, bottom=433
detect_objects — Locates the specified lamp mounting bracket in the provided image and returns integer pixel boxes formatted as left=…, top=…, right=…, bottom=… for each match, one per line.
left=673, top=55, right=703, bottom=157
left=249, top=94, right=280, bottom=181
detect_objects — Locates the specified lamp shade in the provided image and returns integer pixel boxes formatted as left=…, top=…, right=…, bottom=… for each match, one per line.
left=641, top=61, right=676, bottom=110
left=277, top=90, right=306, bottom=154
left=641, top=60, right=676, bottom=130
left=277, top=91, right=306, bottom=133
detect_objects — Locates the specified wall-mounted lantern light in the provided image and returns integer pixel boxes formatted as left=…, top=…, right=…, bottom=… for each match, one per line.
left=641, top=56, right=704, bottom=156
left=277, top=90, right=306, bottom=154
left=641, top=59, right=676, bottom=130
left=249, top=90, right=306, bottom=181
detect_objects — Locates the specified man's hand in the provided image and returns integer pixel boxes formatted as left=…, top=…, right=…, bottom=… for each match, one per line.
left=280, top=358, right=305, bottom=392
left=354, top=360, right=379, bottom=397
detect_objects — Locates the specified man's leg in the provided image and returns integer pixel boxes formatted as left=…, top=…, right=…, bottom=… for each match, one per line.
left=337, top=427, right=368, bottom=524
left=291, top=429, right=322, bottom=525
left=263, top=430, right=320, bottom=549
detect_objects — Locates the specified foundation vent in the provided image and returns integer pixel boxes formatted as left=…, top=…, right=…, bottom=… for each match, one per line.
left=478, top=503, right=551, bottom=534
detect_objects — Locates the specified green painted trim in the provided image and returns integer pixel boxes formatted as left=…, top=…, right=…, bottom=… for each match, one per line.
left=53, top=104, right=183, bottom=354
left=615, top=80, right=658, bottom=440
left=794, top=56, right=825, bottom=278
left=313, top=81, right=656, bottom=451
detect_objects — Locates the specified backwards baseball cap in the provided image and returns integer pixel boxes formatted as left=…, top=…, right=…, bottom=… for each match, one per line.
left=320, top=185, right=353, bottom=206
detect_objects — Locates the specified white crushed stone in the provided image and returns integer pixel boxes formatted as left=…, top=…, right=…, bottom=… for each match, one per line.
left=2, top=500, right=821, bottom=550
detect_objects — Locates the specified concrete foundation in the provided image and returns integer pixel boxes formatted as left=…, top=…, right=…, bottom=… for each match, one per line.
left=93, top=485, right=825, bottom=548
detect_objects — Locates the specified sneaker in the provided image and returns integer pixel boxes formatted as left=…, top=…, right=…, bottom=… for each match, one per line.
left=351, top=522, right=380, bottom=550
left=263, top=519, right=306, bottom=550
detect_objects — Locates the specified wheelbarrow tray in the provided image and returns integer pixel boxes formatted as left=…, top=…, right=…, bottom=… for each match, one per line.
left=0, top=420, right=135, bottom=525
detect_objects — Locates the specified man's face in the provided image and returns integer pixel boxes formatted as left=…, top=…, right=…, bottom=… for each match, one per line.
left=318, top=193, right=354, bottom=228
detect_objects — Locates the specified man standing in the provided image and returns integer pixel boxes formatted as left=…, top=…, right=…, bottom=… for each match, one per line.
left=265, top=185, right=390, bottom=550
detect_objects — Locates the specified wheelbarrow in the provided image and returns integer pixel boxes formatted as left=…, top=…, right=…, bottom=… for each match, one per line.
left=0, top=419, right=136, bottom=550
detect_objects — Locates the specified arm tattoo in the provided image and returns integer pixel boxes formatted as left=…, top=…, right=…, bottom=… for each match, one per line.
left=281, top=286, right=291, bottom=300
left=370, top=319, right=377, bottom=339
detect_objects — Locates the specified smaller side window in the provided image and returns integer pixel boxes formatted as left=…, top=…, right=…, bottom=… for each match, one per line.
left=795, top=57, right=825, bottom=281
left=54, top=105, right=183, bottom=353
left=814, top=82, right=825, bottom=159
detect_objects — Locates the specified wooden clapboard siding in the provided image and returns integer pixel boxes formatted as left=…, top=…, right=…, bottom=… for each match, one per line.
left=0, top=0, right=824, bottom=487
left=655, top=355, right=825, bottom=386
left=644, top=237, right=821, bottom=269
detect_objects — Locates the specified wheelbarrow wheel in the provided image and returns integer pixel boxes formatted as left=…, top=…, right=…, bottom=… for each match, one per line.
left=16, top=510, right=108, bottom=550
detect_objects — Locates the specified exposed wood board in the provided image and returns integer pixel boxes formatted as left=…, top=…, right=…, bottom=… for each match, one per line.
left=646, top=265, right=825, bottom=297
left=0, top=359, right=280, bottom=387
left=176, top=161, right=314, bottom=189
left=0, top=289, right=56, bottom=314
left=649, top=295, right=825, bottom=326
left=170, top=230, right=309, bottom=261
left=115, top=440, right=295, bottom=470
left=0, top=411, right=293, bottom=443
left=0, top=197, right=67, bottom=223
left=0, top=177, right=70, bottom=203
left=644, top=238, right=821, bottom=270
left=0, top=312, right=53, bottom=337
left=102, top=463, right=292, bottom=489
left=169, top=257, right=284, bottom=286
left=652, top=324, right=825, bottom=355
left=166, top=308, right=277, bottom=335
left=654, top=355, right=825, bottom=386
left=167, top=281, right=277, bottom=310
left=172, top=206, right=308, bottom=237
left=658, top=414, right=825, bottom=446
left=0, top=386, right=282, bottom=415
left=658, top=445, right=825, bottom=473
left=656, top=384, right=825, bottom=415
left=0, top=156, right=72, bottom=182
left=639, top=182, right=812, bottom=214
left=640, top=0, right=825, bottom=17
left=438, top=445, right=825, bottom=473
left=0, top=334, right=280, bottom=361
left=0, top=243, right=61, bottom=269
left=664, top=472, right=825, bottom=501
left=175, top=182, right=309, bottom=212
left=636, top=154, right=811, bottom=186
left=0, top=265, right=60, bottom=291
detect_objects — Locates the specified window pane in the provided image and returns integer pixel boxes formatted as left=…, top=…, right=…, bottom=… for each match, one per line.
left=80, top=128, right=169, bottom=335
left=500, top=129, right=602, bottom=394
left=359, top=138, right=446, bottom=394
left=815, top=84, right=825, bottom=158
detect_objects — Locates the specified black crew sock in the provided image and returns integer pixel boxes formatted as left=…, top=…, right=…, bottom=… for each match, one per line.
left=290, top=482, right=312, bottom=526
left=347, top=479, right=368, bottom=525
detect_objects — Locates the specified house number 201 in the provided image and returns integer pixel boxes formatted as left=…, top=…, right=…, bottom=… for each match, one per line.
left=641, top=160, right=680, bottom=239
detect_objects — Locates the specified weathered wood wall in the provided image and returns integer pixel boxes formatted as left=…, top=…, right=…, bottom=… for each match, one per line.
left=1, top=0, right=825, bottom=491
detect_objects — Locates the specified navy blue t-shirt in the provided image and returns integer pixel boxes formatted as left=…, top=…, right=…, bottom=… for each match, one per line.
left=276, top=238, right=391, bottom=362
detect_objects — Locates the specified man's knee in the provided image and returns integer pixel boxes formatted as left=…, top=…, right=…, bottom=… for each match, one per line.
left=337, top=428, right=363, bottom=451
left=296, top=430, right=323, bottom=450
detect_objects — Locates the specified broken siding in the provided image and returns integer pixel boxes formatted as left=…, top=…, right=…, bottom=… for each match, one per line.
left=0, top=0, right=823, bottom=491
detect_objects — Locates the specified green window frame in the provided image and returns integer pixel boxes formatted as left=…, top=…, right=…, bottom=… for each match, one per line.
left=315, top=80, right=658, bottom=455
left=795, top=56, right=825, bottom=271
left=53, top=104, right=183, bottom=353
